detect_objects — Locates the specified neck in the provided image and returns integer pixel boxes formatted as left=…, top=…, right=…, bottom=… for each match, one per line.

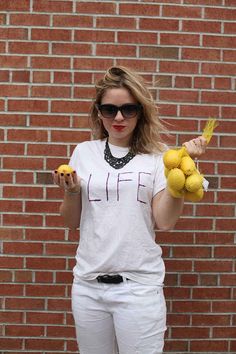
left=107, top=137, right=131, bottom=148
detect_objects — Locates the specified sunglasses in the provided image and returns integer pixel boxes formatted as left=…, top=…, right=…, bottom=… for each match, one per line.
left=96, top=103, right=141, bottom=119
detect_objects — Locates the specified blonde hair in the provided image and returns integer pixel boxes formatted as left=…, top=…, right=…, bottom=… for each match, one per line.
left=90, top=66, right=167, bottom=154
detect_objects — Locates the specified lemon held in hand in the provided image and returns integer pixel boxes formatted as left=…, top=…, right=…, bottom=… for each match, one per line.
left=57, top=164, right=74, bottom=174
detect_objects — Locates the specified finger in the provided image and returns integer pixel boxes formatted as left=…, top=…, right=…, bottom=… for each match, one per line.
left=193, top=139, right=202, bottom=155
left=183, top=141, right=194, bottom=155
left=184, top=141, right=200, bottom=158
left=183, top=136, right=207, bottom=158
left=183, top=140, right=196, bottom=148
left=65, top=173, right=75, bottom=189
left=72, top=170, right=80, bottom=185
left=192, top=139, right=201, bottom=152
left=199, top=135, right=207, bottom=148
left=193, top=136, right=208, bottom=150
left=64, top=172, right=72, bottom=184
left=52, top=170, right=60, bottom=185
left=59, top=173, right=68, bottom=189
left=194, top=138, right=207, bottom=155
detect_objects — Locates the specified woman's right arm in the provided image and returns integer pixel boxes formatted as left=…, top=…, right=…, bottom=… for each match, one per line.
left=53, top=171, right=82, bottom=230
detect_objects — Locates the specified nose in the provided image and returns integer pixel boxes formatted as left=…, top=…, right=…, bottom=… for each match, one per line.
left=114, top=110, right=124, bottom=121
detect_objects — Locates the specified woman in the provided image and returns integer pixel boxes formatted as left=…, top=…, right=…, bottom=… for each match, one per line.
left=53, top=66, right=206, bottom=354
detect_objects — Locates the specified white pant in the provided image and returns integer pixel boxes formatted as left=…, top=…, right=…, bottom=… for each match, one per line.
left=71, top=278, right=166, bottom=354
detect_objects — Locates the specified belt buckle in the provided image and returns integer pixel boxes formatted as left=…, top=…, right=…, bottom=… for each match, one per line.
left=97, top=274, right=123, bottom=284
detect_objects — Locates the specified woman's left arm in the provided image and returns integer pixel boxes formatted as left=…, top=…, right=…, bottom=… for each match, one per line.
left=152, top=136, right=207, bottom=231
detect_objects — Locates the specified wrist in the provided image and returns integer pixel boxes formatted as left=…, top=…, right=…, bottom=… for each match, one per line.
left=65, top=188, right=80, bottom=196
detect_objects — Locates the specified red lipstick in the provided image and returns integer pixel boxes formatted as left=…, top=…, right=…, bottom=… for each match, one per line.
left=113, top=125, right=125, bottom=131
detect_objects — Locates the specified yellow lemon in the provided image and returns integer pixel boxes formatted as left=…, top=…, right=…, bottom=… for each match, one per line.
left=198, top=171, right=204, bottom=181
left=185, top=173, right=203, bottom=192
left=181, top=147, right=189, bottom=157
left=180, top=156, right=196, bottom=175
left=167, top=168, right=186, bottom=191
left=164, top=167, right=170, bottom=178
left=57, top=164, right=74, bottom=174
left=163, top=148, right=185, bottom=169
left=184, top=188, right=204, bottom=202
left=168, top=187, right=184, bottom=198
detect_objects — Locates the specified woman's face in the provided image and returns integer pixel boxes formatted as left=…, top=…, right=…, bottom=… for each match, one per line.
left=98, top=87, right=140, bottom=147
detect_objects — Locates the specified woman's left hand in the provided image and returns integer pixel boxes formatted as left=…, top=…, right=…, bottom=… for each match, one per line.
left=182, top=136, right=207, bottom=159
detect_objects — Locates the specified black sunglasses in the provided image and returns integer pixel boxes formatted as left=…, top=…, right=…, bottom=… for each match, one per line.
left=96, top=103, right=141, bottom=119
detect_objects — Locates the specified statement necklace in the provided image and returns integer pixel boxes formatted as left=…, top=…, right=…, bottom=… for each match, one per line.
left=104, top=139, right=135, bottom=169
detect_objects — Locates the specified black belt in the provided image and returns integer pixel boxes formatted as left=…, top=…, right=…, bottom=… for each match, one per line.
left=97, top=274, right=125, bottom=284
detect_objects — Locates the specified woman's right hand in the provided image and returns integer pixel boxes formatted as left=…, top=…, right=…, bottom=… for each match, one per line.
left=52, top=170, right=81, bottom=194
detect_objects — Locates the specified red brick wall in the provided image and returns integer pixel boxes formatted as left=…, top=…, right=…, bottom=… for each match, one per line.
left=1, top=1, right=235, bottom=353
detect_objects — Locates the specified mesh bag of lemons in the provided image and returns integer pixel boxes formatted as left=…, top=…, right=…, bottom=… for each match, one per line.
left=163, top=147, right=205, bottom=202
left=163, top=118, right=218, bottom=202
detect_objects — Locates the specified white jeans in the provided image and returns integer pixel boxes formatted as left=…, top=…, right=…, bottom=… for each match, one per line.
left=71, top=278, right=166, bottom=354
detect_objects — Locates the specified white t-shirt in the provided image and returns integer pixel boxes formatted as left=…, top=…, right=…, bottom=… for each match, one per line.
left=69, top=139, right=167, bottom=285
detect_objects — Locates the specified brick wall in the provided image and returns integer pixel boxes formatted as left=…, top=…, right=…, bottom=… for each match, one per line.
left=0, top=0, right=235, bottom=353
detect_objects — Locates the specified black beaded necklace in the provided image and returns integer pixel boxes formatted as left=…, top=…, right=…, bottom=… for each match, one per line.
left=104, top=139, right=135, bottom=169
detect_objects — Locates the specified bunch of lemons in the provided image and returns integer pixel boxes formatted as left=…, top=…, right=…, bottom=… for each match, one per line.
left=163, top=147, right=204, bottom=202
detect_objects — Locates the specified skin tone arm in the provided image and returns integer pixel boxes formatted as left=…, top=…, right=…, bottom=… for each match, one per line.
left=53, top=171, right=81, bottom=230
left=152, top=136, right=207, bottom=231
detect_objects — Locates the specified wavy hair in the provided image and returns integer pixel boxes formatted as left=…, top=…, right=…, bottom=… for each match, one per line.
left=90, top=66, right=168, bottom=154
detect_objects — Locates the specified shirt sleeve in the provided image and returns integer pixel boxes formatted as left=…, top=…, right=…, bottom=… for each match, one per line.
left=69, top=144, right=80, bottom=172
left=152, top=153, right=167, bottom=197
